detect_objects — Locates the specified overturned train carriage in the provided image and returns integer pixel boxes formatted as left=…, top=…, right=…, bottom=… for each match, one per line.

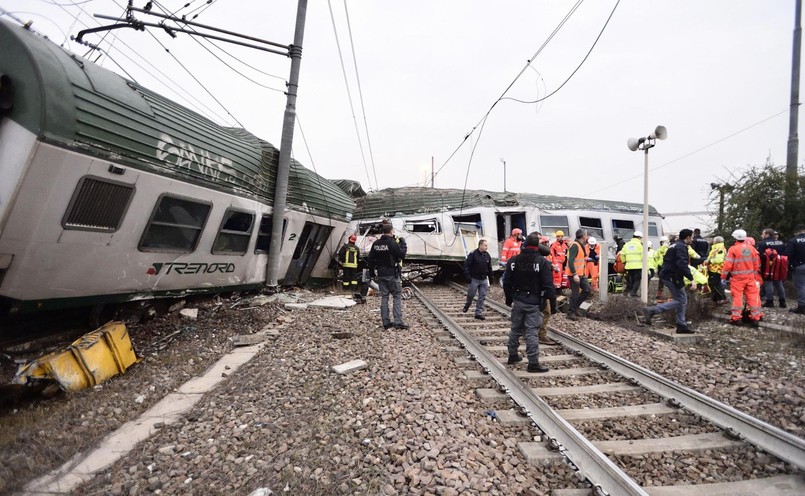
left=349, top=187, right=668, bottom=275
left=0, top=19, right=354, bottom=316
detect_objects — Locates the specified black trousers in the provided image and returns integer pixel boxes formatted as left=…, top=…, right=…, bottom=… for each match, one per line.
left=709, top=272, right=726, bottom=301
left=626, top=269, right=642, bottom=296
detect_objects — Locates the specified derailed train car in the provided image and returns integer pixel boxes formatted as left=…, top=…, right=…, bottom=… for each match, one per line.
left=0, top=19, right=354, bottom=317
left=349, top=187, right=668, bottom=276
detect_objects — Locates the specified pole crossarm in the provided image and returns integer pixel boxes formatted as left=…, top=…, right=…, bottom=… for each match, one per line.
left=78, top=3, right=291, bottom=57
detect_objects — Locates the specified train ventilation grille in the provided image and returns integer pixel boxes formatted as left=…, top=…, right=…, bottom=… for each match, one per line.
left=62, top=176, right=135, bottom=232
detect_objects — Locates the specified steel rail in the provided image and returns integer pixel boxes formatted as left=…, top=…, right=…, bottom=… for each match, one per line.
left=547, top=325, right=805, bottom=470
left=413, top=284, right=649, bottom=496
left=472, top=287, right=805, bottom=470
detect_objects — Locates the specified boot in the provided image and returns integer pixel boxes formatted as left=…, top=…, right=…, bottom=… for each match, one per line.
left=507, top=354, right=523, bottom=364
left=538, top=327, right=558, bottom=345
left=642, top=308, right=653, bottom=326
left=675, top=324, right=695, bottom=334
left=779, top=300, right=787, bottom=308
left=762, top=300, right=774, bottom=308
left=527, top=362, right=549, bottom=373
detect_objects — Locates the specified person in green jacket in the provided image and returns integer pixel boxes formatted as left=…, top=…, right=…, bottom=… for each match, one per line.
left=655, top=235, right=670, bottom=302
left=706, top=236, right=727, bottom=303
left=621, top=232, right=644, bottom=297
left=647, top=240, right=658, bottom=280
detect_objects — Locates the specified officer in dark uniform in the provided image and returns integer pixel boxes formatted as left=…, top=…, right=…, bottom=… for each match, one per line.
left=367, top=223, right=408, bottom=329
left=784, top=224, right=805, bottom=314
left=503, top=233, right=555, bottom=373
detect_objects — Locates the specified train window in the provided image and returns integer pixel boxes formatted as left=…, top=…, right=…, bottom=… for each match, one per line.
left=139, top=196, right=211, bottom=252
left=62, top=176, right=135, bottom=232
left=358, top=222, right=384, bottom=236
left=648, top=222, right=659, bottom=237
left=212, top=209, right=255, bottom=255
left=255, top=215, right=287, bottom=253
left=404, top=219, right=440, bottom=234
left=539, top=215, right=569, bottom=237
left=452, top=214, right=482, bottom=235
left=579, top=217, right=604, bottom=240
left=612, top=219, right=635, bottom=239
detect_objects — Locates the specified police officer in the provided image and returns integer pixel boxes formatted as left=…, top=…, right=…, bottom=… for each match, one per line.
left=757, top=227, right=787, bottom=308
left=784, top=224, right=805, bottom=314
left=642, top=229, right=696, bottom=334
left=503, top=233, right=556, bottom=373
left=367, top=224, right=408, bottom=329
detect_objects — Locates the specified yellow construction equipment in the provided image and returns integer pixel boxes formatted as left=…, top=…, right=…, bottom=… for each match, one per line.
left=14, top=322, right=139, bottom=391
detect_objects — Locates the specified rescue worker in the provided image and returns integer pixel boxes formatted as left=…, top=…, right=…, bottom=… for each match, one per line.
left=549, top=230, right=568, bottom=289
left=367, top=224, right=409, bottom=330
left=621, top=231, right=644, bottom=297
left=500, top=228, right=523, bottom=266
left=721, top=229, right=762, bottom=327
left=503, top=233, right=555, bottom=372
left=783, top=225, right=805, bottom=314
left=707, top=236, right=727, bottom=304
left=565, top=229, right=590, bottom=321
left=642, top=229, right=696, bottom=334
left=655, top=235, right=670, bottom=302
left=647, top=241, right=657, bottom=280
left=535, top=234, right=558, bottom=345
left=757, top=227, right=787, bottom=308
left=463, top=239, right=493, bottom=320
left=337, top=234, right=361, bottom=292
left=613, top=235, right=626, bottom=253
left=585, top=237, right=601, bottom=291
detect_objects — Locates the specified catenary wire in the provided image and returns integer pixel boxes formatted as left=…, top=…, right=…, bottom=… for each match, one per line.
left=327, top=0, right=375, bottom=191
left=343, top=0, right=379, bottom=190
left=582, top=107, right=792, bottom=197
left=431, top=0, right=587, bottom=181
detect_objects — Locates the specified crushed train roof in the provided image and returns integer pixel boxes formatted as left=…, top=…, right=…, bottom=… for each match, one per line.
left=355, top=187, right=661, bottom=218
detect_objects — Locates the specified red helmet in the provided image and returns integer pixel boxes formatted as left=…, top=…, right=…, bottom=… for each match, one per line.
left=512, top=228, right=523, bottom=236
left=348, top=234, right=357, bottom=243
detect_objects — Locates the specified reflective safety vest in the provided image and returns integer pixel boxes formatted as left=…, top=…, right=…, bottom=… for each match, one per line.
left=722, top=241, right=760, bottom=280
left=684, top=264, right=709, bottom=286
left=550, top=240, right=568, bottom=265
left=585, top=244, right=601, bottom=278
left=647, top=248, right=658, bottom=271
left=500, top=237, right=522, bottom=264
left=707, top=242, right=726, bottom=274
left=565, top=241, right=587, bottom=276
left=655, top=244, right=668, bottom=267
left=621, top=238, right=643, bottom=269
left=340, top=244, right=360, bottom=268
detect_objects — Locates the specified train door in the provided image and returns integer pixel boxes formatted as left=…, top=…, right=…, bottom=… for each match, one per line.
left=283, top=222, right=333, bottom=285
left=496, top=212, right=526, bottom=245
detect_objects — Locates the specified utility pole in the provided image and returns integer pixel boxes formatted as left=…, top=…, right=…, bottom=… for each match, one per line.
left=786, top=0, right=802, bottom=227
left=431, top=156, right=435, bottom=188
left=266, top=0, right=308, bottom=288
left=500, top=158, right=507, bottom=192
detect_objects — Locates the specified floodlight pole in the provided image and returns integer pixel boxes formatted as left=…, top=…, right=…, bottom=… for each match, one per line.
left=266, top=0, right=308, bottom=289
left=641, top=148, right=650, bottom=304
left=628, top=126, right=667, bottom=304
left=500, top=158, right=507, bottom=192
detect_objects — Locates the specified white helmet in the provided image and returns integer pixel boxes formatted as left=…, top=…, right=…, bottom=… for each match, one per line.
left=648, top=240, right=654, bottom=248
left=732, top=229, right=747, bottom=241
left=660, top=235, right=669, bottom=242
left=588, top=237, right=597, bottom=245
left=633, top=231, right=643, bottom=238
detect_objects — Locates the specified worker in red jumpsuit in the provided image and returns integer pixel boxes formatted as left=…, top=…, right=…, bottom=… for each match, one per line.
left=550, top=230, right=568, bottom=289
left=500, top=228, right=523, bottom=266
left=721, top=229, right=763, bottom=327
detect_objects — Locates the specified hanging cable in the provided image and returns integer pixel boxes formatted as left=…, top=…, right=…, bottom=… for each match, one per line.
left=583, top=108, right=791, bottom=197
left=326, top=0, right=374, bottom=191
left=343, top=0, right=379, bottom=190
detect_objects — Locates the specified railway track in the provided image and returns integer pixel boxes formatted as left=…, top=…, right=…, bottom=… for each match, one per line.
left=412, top=281, right=805, bottom=495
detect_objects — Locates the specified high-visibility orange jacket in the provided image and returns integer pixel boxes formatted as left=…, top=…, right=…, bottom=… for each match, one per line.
left=500, top=236, right=521, bottom=264
left=565, top=241, right=587, bottom=276
left=586, top=244, right=601, bottom=279
left=721, top=241, right=760, bottom=281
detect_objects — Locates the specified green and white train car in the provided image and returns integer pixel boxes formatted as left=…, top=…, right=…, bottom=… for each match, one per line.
left=350, top=187, right=668, bottom=272
left=0, top=19, right=354, bottom=315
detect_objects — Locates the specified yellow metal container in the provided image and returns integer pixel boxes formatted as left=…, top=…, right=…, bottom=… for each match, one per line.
left=14, top=322, right=139, bottom=391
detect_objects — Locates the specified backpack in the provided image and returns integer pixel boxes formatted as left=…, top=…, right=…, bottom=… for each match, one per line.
left=763, top=248, right=789, bottom=281
left=613, top=252, right=625, bottom=274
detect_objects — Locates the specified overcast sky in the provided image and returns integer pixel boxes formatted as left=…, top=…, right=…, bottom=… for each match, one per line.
left=3, top=1, right=801, bottom=233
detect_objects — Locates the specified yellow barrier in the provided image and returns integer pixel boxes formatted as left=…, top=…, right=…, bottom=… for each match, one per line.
left=14, top=322, right=139, bottom=391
